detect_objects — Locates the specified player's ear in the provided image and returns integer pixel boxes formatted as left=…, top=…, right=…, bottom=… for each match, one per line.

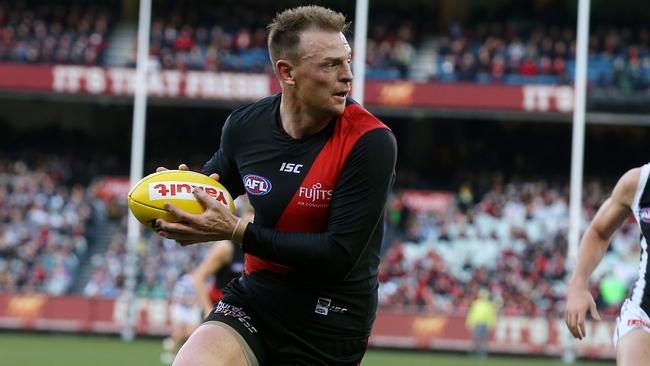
left=275, top=59, right=295, bottom=86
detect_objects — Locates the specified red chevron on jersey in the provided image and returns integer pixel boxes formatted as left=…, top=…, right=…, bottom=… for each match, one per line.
left=245, top=102, right=389, bottom=275
left=275, top=103, right=388, bottom=232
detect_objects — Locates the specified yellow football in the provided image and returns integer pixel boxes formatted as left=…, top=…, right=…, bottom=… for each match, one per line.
left=127, top=170, right=235, bottom=229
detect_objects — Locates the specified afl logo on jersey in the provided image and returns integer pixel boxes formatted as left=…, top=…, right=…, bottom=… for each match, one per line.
left=640, top=208, right=650, bottom=223
left=244, top=174, right=272, bottom=196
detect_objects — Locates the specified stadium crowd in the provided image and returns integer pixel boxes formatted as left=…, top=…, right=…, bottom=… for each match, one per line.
left=0, top=158, right=95, bottom=295
left=434, top=22, right=650, bottom=91
left=130, top=5, right=416, bottom=80
left=83, top=196, right=252, bottom=299
left=0, top=2, right=112, bottom=65
left=379, top=177, right=639, bottom=318
left=2, top=2, right=648, bottom=90
left=82, top=224, right=211, bottom=300
left=0, top=1, right=646, bottom=320
left=0, top=155, right=637, bottom=320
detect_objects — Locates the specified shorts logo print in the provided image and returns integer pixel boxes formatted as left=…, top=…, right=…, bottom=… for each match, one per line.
left=214, top=301, right=258, bottom=333
left=627, top=318, right=650, bottom=328
left=314, top=297, right=348, bottom=316
left=315, top=297, right=331, bottom=316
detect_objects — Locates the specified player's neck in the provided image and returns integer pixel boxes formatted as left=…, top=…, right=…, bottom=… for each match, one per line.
left=279, top=97, right=332, bottom=139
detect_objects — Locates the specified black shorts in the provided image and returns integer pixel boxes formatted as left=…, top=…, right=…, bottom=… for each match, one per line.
left=205, top=291, right=368, bottom=365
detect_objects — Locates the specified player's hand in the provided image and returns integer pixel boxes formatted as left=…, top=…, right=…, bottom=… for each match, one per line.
left=156, top=188, right=238, bottom=246
left=156, top=164, right=220, bottom=181
left=156, top=163, right=189, bottom=172
left=564, top=284, right=601, bottom=340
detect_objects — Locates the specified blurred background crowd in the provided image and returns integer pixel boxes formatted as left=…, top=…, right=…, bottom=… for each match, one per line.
left=0, top=0, right=647, bottom=326
left=0, top=156, right=636, bottom=319
left=0, top=1, right=648, bottom=90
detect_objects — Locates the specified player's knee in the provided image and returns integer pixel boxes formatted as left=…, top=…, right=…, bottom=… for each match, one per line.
left=173, top=323, right=248, bottom=366
left=617, top=329, right=650, bottom=366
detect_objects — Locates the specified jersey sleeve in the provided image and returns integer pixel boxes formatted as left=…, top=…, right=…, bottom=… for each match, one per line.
left=242, top=128, right=397, bottom=280
left=201, top=115, right=246, bottom=198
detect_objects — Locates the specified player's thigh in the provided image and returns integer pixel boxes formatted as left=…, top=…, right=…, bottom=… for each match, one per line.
left=617, top=328, right=650, bottom=366
left=173, top=323, right=248, bottom=366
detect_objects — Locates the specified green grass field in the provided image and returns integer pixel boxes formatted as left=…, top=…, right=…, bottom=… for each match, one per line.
left=0, top=332, right=612, bottom=366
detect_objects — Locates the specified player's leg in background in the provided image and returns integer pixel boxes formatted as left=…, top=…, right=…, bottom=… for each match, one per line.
left=617, top=328, right=650, bottom=366
left=173, top=323, right=249, bottom=366
left=162, top=304, right=199, bottom=364
left=475, top=324, right=488, bottom=358
left=161, top=321, right=185, bottom=364
left=181, top=305, right=203, bottom=343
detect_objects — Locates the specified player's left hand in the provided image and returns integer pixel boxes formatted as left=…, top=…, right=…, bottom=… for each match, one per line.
left=564, top=285, right=601, bottom=340
left=156, top=188, right=238, bottom=246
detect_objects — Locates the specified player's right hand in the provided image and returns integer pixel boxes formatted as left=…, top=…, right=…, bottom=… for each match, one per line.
left=156, top=163, right=189, bottom=172
left=564, top=285, right=601, bottom=340
left=156, top=164, right=220, bottom=181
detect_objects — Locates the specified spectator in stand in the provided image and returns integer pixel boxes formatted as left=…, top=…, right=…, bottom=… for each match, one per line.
left=457, top=52, right=478, bottom=81
left=489, top=54, right=507, bottom=82
left=518, top=56, right=537, bottom=76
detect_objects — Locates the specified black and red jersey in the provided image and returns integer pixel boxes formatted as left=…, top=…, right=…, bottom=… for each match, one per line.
left=202, top=94, right=396, bottom=338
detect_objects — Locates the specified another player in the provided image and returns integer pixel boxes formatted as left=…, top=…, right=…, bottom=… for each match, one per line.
left=161, top=270, right=202, bottom=364
left=156, top=5, right=397, bottom=366
left=162, top=240, right=245, bottom=364
left=192, top=240, right=244, bottom=317
left=565, top=166, right=650, bottom=365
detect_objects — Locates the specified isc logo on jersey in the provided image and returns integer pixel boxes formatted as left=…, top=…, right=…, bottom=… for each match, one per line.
left=149, top=181, right=231, bottom=206
left=244, top=174, right=272, bottom=196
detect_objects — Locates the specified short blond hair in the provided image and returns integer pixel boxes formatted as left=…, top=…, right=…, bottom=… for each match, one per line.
left=267, top=5, right=349, bottom=66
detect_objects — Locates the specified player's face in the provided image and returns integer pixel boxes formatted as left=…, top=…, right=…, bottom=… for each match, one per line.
left=293, top=30, right=353, bottom=117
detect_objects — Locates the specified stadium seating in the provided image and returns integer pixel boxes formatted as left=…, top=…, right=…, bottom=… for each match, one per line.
left=0, top=3, right=112, bottom=65
left=1, top=3, right=646, bottom=325
left=83, top=226, right=212, bottom=299
left=0, top=156, right=630, bottom=319
left=68, top=174, right=638, bottom=319
left=2, top=2, right=647, bottom=89
left=434, top=23, right=650, bottom=90
left=379, top=179, right=638, bottom=318
left=0, top=158, right=95, bottom=295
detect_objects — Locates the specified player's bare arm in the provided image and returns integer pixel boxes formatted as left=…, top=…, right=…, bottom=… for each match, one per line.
left=565, top=167, right=640, bottom=339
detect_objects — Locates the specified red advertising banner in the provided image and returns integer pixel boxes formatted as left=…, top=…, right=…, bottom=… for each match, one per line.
left=400, top=190, right=455, bottom=214
left=366, top=81, right=574, bottom=112
left=0, top=293, right=173, bottom=335
left=93, top=176, right=131, bottom=202
left=0, top=64, right=573, bottom=112
left=0, top=294, right=614, bottom=359
left=369, top=312, right=616, bottom=359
